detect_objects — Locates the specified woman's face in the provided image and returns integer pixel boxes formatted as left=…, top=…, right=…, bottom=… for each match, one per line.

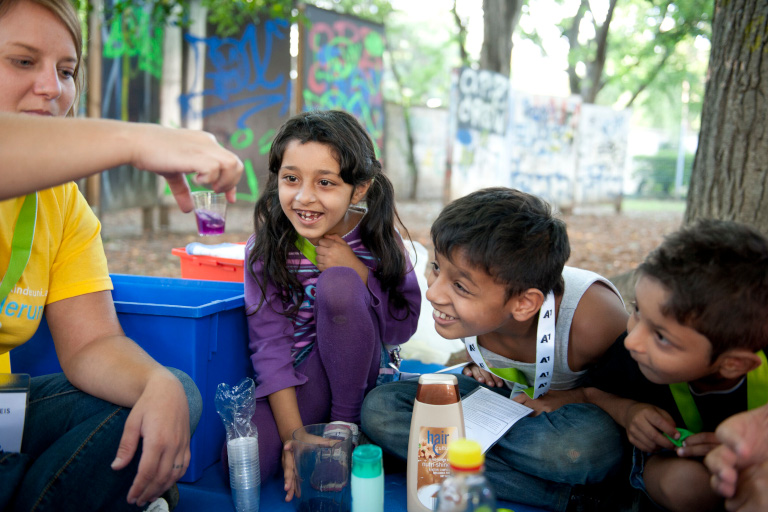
left=0, top=1, right=77, bottom=117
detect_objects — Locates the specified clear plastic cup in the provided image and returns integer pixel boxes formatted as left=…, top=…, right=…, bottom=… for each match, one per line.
left=228, top=436, right=260, bottom=512
left=291, top=423, right=353, bottom=512
left=191, top=191, right=227, bottom=236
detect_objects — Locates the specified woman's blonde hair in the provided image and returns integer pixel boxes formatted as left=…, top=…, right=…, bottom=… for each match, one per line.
left=0, top=0, right=84, bottom=116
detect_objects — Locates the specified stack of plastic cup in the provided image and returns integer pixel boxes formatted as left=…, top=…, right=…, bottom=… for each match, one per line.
left=227, top=436, right=260, bottom=512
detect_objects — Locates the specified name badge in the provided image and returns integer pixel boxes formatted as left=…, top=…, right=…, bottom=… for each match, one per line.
left=0, top=373, right=30, bottom=453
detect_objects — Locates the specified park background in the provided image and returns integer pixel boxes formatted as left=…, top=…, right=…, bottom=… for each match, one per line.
left=9, top=1, right=765, bottom=505
left=76, top=0, right=766, bottom=333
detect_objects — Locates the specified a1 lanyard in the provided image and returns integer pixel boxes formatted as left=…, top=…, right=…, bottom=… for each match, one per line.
left=0, top=193, right=38, bottom=303
left=464, top=291, right=556, bottom=399
left=294, top=236, right=318, bottom=267
left=669, top=350, right=768, bottom=433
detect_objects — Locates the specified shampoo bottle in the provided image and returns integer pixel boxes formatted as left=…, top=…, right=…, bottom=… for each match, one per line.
left=406, top=374, right=465, bottom=512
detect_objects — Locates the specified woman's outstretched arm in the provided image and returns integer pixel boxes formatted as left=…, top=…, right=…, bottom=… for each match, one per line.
left=0, top=113, right=243, bottom=211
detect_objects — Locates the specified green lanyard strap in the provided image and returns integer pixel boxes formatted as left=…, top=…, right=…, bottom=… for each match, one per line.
left=294, top=236, right=318, bottom=267
left=669, top=349, right=768, bottom=434
left=748, top=350, right=768, bottom=409
left=488, top=367, right=536, bottom=399
left=0, top=193, right=38, bottom=302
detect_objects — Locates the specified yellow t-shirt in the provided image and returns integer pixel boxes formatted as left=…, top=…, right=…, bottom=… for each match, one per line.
left=0, top=183, right=112, bottom=354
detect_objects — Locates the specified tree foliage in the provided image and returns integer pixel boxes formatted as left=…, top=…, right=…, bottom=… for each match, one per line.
left=633, top=148, right=693, bottom=197
left=105, top=0, right=394, bottom=36
left=520, top=0, right=712, bottom=129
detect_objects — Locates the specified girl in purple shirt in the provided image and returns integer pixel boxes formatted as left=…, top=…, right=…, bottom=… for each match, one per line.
left=241, top=110, right=421, bottom=498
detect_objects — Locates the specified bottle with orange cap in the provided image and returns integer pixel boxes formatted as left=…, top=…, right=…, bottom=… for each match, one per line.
left=434, top=438, right=497, bottom=512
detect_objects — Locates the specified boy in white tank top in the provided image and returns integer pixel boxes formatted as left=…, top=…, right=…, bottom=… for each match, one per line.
left=362, top=187, right=629, bottom=511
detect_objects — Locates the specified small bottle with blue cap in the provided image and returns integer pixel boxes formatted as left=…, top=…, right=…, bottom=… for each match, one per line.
left=351, top=444, right=384, bottom=512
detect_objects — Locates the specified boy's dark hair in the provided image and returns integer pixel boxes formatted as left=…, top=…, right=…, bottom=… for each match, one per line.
left=431, top=187, right=570, bottom=299
left=249, top=110, right=411, bottom=315
left=638, top=219, right=768, bottom=359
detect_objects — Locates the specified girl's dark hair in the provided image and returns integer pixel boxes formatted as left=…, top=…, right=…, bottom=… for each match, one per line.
left=248, top=110, right=412, bottom=316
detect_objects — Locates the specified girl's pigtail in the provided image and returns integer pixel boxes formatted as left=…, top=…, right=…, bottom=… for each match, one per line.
left=359, top=167, right=412, bottom=314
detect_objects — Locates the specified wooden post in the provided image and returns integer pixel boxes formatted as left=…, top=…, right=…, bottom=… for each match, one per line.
left=85, top=0, right=103, bottom=213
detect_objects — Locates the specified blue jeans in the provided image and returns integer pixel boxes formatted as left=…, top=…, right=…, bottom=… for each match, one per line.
left=0, top=369, right=202, bottom=512
left=361, top=375, right=624, bottom=512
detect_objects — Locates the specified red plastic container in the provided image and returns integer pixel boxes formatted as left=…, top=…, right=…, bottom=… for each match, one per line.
left=172, top=245, right=245, bottom=282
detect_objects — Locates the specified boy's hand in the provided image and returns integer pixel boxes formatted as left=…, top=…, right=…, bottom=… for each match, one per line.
left=625, top=402, right=678, bottom=452
left=676, top=432, right=719, bottom=458
left=463, top=363, right=505, bottom=387
left=316, top=235, right=368, bottom=283
left=513, top=388, right=588, bottom=416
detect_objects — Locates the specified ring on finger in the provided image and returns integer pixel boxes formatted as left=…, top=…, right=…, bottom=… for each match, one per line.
left=173, top=463, right=184, bottom=469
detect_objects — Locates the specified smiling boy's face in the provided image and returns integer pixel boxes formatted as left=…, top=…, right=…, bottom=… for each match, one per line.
left=425, top=249, right=515, bottom=340
left=625, top=274, right=717, bottom=385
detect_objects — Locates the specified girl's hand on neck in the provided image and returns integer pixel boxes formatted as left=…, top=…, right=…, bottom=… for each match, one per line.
left=316, top=234, right=369, bottom=284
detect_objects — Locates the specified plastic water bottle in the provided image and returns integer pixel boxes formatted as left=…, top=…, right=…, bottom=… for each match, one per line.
left=434, top=439, right=497, bottom=512
left=227, top=436, right=260, bottom=512
left=351, top=445, right=384, bottom=512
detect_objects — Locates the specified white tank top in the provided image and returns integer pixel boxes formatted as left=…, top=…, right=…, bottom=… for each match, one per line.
left=470, top=266, right=623, bottom=391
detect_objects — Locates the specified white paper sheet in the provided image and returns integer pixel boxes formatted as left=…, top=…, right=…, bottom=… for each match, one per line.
left=461, top=386, right=534, bottom=453
left=0, top=391, right=27, bottom=453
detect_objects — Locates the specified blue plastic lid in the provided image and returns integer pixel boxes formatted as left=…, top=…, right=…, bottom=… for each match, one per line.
left=352, top=444, right=383, bottom=478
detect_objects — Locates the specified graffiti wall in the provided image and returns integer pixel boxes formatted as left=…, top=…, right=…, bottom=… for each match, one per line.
left=506, top=93, right=581, bottom=207
left=448, top=68, right=630, bottom=209
left=181, top=19, right=292, bottom=201
left=301, top=5, right=386, bottom=156
left=99, top=2, right=164, bottom=211
left=450, top=67, right=510, bottom=198
left=575, top=104, right=631, bottom=205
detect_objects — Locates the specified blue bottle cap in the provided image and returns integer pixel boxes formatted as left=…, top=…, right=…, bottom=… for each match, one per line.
left=352, top=444, right=382, bottom=478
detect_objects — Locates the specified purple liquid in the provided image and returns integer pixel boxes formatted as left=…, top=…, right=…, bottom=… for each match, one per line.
left=195, top=209, right=226, bottom=235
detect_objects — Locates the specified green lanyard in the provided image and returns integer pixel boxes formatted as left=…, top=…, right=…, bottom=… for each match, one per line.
left=669, top=350, right=768, bottom=433
left=294, top=236, right=318, bottom=267
left=487, top=367, right=536, bottom=398
left=0, top=193, right=38, bottom=302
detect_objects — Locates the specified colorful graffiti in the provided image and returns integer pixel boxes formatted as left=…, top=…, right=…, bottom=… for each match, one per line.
left=180, top=20, right=292, bottom=201
left=456, top=67, right=509, bottom=136
left=302, top=5, right=385, bottom=155
left=450, top=67, right=510, bottom=198
left=506, top=94, right=581, bottom=207
left=103, top=7, right=164, bottom=80
left=575, top=104, right=630, bottom=204
left=99, top=3, right=163, bottom=211
left=449, top=69, right=630, bottom=209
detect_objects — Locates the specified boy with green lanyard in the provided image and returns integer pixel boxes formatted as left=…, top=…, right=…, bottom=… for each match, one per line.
left=583, top=219, right=768, bottom=512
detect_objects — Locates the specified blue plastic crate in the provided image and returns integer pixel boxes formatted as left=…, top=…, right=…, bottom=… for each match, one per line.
left=10, top=274, right=252, bottom=482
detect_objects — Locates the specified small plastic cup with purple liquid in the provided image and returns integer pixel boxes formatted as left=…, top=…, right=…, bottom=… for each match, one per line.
left=192, top=191, right=227, bottom=236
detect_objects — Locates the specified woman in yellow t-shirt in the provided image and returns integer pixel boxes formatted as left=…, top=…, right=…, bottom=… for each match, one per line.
left=0, top=1, right=240, bottom=510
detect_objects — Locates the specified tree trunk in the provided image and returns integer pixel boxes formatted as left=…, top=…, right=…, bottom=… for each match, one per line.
left=479, top=0, right=523, bottom=75
left=451, top=0, right=470, bottom=67
left=583, top=0, right=618, bottom=103
left=387, top=41, right=420, bottom=200
left=401, top=106, right=419, bottom=200
left=685, top=0, right=768, bottom=235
